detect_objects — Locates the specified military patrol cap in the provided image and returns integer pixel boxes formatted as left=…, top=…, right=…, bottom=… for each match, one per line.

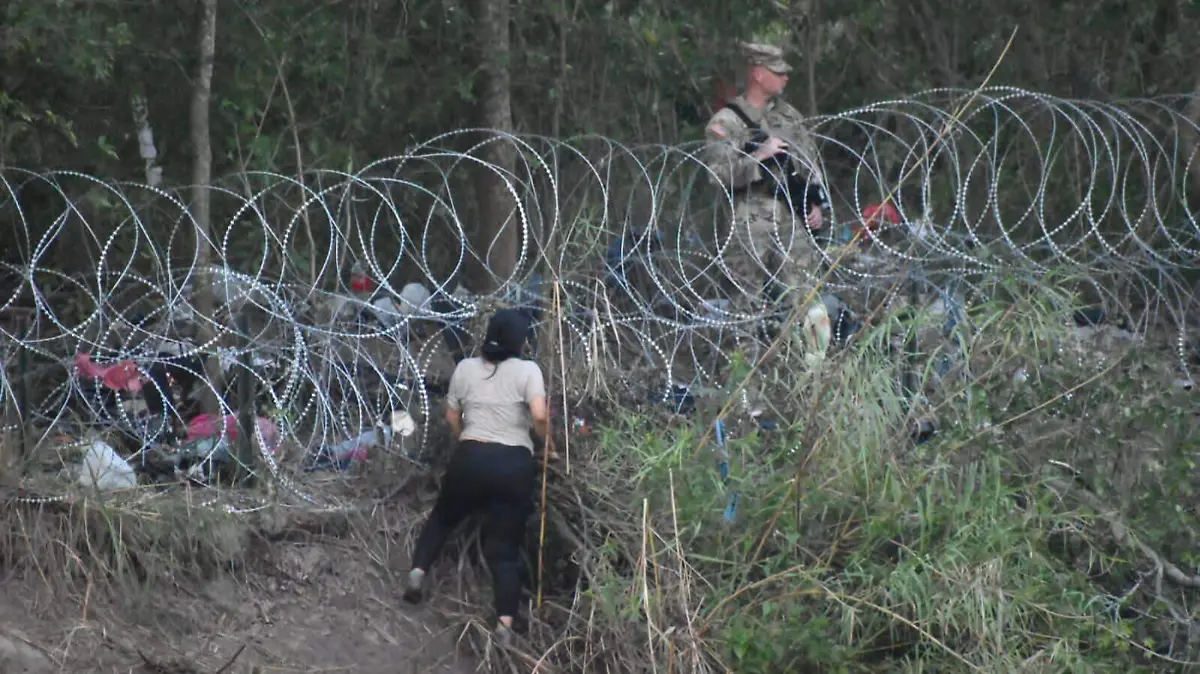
left=739, top=42, right=792, bottom=74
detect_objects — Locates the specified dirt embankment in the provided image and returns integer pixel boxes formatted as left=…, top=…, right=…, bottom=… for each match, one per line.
left=0, top=482, right=484, bottom=674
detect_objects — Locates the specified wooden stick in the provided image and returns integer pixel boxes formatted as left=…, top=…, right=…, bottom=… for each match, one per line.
left=535, top=280, right=565, bottom=609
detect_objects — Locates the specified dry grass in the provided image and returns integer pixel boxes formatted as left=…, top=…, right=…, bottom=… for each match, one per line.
left=390, top=267, right=1200, bottom=674
left=0, top=265, right=1198, bottom=674
left=0, top=470, right=478, bottom=673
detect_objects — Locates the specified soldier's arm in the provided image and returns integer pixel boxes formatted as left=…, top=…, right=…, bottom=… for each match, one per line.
left=780, top=104, right=825, bottom=185
left=702, top=111, right=763, bottom=191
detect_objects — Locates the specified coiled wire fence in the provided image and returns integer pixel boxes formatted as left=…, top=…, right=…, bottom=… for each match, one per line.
left=0, top=86, right=1197, bottom=509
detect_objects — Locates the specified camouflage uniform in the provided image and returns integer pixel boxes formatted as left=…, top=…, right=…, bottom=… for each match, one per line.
left=702, top=43, right=830, bottom=366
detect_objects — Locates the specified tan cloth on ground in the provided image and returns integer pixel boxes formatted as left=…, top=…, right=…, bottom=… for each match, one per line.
left=446, top=357, right=546, bottom=452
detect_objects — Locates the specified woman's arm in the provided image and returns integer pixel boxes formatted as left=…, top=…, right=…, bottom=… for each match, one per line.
left=528, top=395, right=556, bottom=457
left=524, top=364, right=556, bottom=457
left=528, top=395, right=550, bottom=442
left=445, top=361, right=466, bottom=441
left=444, top=404, right=463, bottom=441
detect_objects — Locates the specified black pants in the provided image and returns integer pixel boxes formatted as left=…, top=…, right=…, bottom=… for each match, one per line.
left=410, top=440, right=536, bottom=618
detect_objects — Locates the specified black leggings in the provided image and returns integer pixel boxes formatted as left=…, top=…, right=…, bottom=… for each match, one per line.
left=410, top=440, right=536, bottom=617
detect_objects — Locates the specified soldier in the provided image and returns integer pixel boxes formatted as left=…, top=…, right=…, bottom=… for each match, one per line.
left=702, top=41, right=831, bottom=368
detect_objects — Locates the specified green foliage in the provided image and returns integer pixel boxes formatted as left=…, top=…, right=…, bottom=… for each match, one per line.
left=3, top=3, right=1199, bottom=667
left=559, top=271, right=1200, bottom=671
left=2, top=0, right=1196, bottom=178
left=0, top=1, right=135, bottom=162
left=3, top=1, right=132, bottom=81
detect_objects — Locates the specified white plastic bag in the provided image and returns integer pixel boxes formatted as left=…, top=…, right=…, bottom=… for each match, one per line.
left=74, top=440, right=137, bottom=491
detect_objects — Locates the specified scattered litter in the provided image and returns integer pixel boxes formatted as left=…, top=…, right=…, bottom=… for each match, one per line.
left=391, top=410, right=417, bottom=436
left=370, top=297, right=403, bottom=327
left=648, top=383, right=696, bottom=414
left=121, top=397, right=148, bottom=414
left=912, top=417, right=938, bottom=444
left=350, top=268, right=375, bottom=293
left=395, top=376, right=449, bottom=397
left=186, top=413, right=281, bottom=454
left=399, top=282, right=433, bottom=313
left=571, top=416, right=592, bottom=436
left=306, top=427, right=393, bottom=471
left=217, top=350, right=275, bottom=373
left=74, top=352, right=144, bottom=392
left=72, top=440, right=137, bottom=491
left=177, top=437, right=233, bottom=481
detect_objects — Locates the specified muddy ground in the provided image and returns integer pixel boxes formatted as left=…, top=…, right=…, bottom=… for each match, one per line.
left=0, top=482, right=493, bottom=674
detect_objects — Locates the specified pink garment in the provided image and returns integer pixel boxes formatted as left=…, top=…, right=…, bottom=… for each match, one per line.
left=186, top=413, right=281, bottom=454
left=74, top=352, right=145, bottom=392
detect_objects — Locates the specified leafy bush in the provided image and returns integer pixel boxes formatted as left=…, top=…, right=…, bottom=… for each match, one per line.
left=508, top=266, right=1200, bottom=673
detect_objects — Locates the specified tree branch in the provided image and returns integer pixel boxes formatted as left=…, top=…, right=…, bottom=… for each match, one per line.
left=1047, top=477, right=1200, bottom=589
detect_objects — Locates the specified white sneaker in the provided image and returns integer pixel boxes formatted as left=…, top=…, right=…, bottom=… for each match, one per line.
left=493, top=623, right=514, bottom=648
left=402, top=569, right=424, bottom=604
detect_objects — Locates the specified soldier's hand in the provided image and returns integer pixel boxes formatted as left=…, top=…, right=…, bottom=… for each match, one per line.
left=753, top=136, right=788, bottom=161
left=807, top=203, right=824, bottom=230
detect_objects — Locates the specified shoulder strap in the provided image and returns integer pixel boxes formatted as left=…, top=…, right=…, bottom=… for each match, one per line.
left=722, top=101, right=760, bottom=130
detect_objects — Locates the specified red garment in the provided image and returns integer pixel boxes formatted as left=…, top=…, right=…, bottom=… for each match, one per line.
left=185, top=412, right=281, bottom=454
left=74, top=353, right=145, bottom=392
left=854, top=202, right=902, bottom=244
left=350, top=273, right=375, bottom=293
left=863, top=202, right=901, bottom=225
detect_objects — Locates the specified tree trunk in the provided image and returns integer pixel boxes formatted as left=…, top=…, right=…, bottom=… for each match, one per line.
left=803, top=0, right=821, bottom=117
left=190, top=0, right=224, bottom=416
left=469, top=0, right=518, bottom=293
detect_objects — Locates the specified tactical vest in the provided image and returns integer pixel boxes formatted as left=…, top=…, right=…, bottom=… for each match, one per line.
left=722, top=101, right=828, bottom=215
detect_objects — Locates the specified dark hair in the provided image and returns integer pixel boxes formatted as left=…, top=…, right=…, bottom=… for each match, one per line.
left=480, top=309, right=532, bottom=374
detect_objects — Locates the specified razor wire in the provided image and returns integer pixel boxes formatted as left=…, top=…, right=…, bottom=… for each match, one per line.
left=0, top=85, right=1197, bottom=508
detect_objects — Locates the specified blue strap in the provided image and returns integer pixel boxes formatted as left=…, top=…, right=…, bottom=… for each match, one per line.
left=724, top=493, right=741, bottom=522
left=714, top=419, right=739, bottom=522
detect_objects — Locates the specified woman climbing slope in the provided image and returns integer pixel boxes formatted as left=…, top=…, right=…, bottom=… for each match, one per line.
left=402, top=308, right=554, bottom=647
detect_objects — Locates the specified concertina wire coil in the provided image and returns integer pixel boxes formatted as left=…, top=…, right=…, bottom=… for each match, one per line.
left=0, top=86, right=1197, bottom=510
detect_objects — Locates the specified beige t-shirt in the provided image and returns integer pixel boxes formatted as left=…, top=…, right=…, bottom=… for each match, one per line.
left=446, top=357, right=546, bottom=452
